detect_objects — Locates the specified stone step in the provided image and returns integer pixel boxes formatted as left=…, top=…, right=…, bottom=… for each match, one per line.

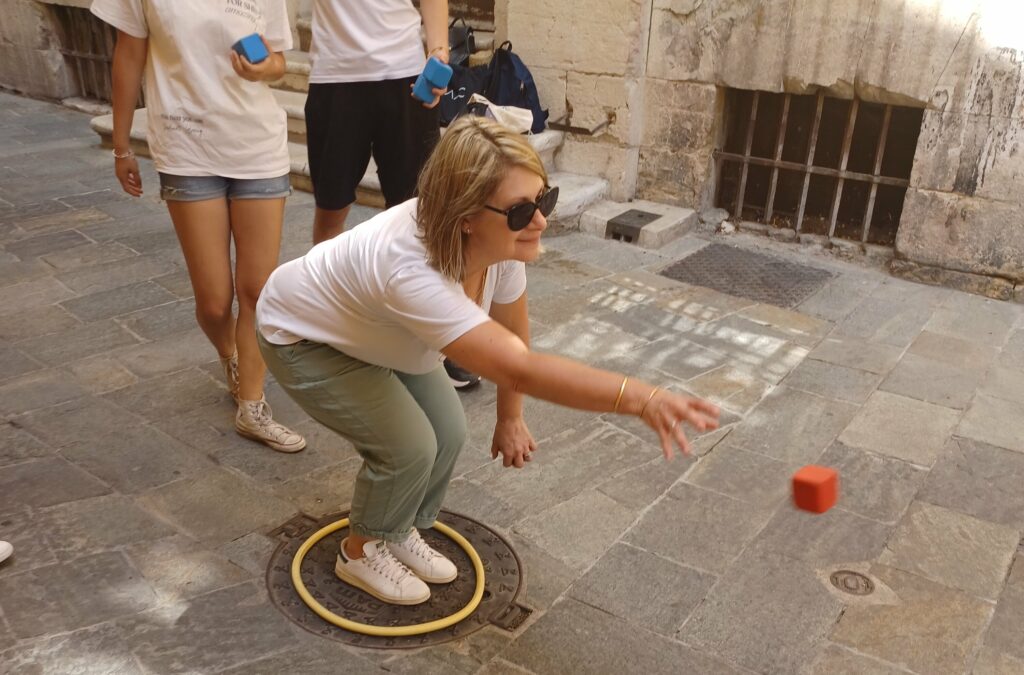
left=579, top=199, right=698, bottom=249
left=89, top=109, right=590, bottom=220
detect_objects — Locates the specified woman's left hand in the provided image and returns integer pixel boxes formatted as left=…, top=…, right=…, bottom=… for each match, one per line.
left=491, top=417, right=537, bottom=469
left=230, top=35, right=278, bottom=82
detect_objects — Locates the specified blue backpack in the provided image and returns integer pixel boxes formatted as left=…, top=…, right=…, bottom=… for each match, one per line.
left=484, top=42, right=548, bottom=134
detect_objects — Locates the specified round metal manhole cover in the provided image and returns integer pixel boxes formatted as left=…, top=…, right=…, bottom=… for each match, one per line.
left=266, top=510, right=529, bottom=649
left=830, top=570, right=875, bottom=596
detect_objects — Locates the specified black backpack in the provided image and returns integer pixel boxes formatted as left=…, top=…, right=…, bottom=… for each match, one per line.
left=447, top=17, right=475, bottom=68
left=483, top=42, right=548, bottom=134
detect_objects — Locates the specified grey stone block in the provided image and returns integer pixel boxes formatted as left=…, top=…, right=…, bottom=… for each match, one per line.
left=726, top=386, right=859, bottom=465
left=685, top=365, right=773, bottom=415
left=137, top=467, right=296, bottom=543
left=66, top=355, right=139, bottom=394
left=40, top=241, right=137, bottom=272
left=126, top=535, right=251, bottom=604
left=880, top=501, right=1018, bottom=600
left=626, top=482, right=771, bottom=573
left=104, top=367, right=228, bottom=420
left=680, top=315, right=812, bottom=385
left=16, top=396, right=145, bottom=449
left=831, top=564, right=991, bottom=675
left=919, top=437, right=1024, bottom=529
left=679, top=550, right=843, bottom=674
left=597, top=454, right=696, bottom=511
left=808, top=336, right=904, bottom=375
left=115, top=298, right=197, bottom=340
left=55, top=254, right=179, bottom=296
left=684, top=442, right=792, bottom=509
left=39, top=494, right=176, bottom=562
left=0, top=345, right=41, bottom=383
left=971, top=646, right=1024, bottom=675
left=60, top=280, right=178, bottom=322
left=0, top=620, right=142, bottom=675
left=958, top=394, right=1024, bottom=453
left=442, top=478, right=525, bottom=531
left=0, top=552, right=158, bottom=639
left=784, top=358, right=884, bottom=404
left=0, top=258, right=50, bottom=287
left=832, top=296, right=934, bottom=349
left=985, top=586, right=1024, bottom=663
left=0, top=369, right=89, bottom=416
left=0, top=277, right=76, bottom=316
left=5, top=229, right=90, bottom=260
left=16, top=205, right=112, bottom=237
left=0, top=422, right=51, bottom=467
left=216, top=533, right=279, bottom=577
left=0, top=457, right=109, bottom=509
left=17, top=319, right=140, bottom=366
left=880, top=352, right=982, bottom=409
left=908, top=330, right=998, bottom=370
left=926, top=292, right=1020, bottom=346
left=506, top=597, right=743, bottom=675
left=0, top=504, right=58, bottom=579
left=797, top=274, right=881, bottom=322
left=839, top=391, right=962, bottom=466
left=514, top=490, right=636, bottom=571
left=115, top=328, right=217, bottom=379
left=569, top=543, right=715, bottom=636
left=119, top=582, right=296, bottom=674
left=806, top=644, right=907, bottom=674
left=270, top=456, right=361, bottom=518
left=819, top=441, right=927, bottom=523
left=751, top=505, right=893, bottom=567
left=978, top=365, right=1024, bottom=404
left=503, top=532, right=575, bottom=611
left=0, top=304, right=80, bottom=342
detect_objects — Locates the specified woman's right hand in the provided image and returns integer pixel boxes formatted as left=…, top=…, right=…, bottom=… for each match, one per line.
left=639, top=388, right=720, bottom=460
left=115, top=155, right=143, bottom=197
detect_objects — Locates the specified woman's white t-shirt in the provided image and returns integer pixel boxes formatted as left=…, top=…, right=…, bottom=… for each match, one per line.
left=308, top=0, right=425, bottom=83
left=91, top=0, right=292, bottom=178
left=257, top=199, right=527, bottom=375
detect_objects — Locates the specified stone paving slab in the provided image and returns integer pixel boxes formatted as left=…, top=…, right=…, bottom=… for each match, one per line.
left=4, top=92, right=1024, bottom=674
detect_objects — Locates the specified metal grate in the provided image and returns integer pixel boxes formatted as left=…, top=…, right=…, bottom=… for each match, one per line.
left=659, top=243, right=833, bottom=308
left=49, top=5, right=143, bottom=107
left=715, top=90, right=923, bottom=246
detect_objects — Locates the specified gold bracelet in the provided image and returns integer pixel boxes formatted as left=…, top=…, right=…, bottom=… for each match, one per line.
left=112, top=148, right=135, bottom=160
left=612, top=376, right=628, bottom=413
left=639, top=387, right=660, bottom=419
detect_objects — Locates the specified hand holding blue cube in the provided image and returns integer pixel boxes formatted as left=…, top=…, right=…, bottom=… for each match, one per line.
left=232, top=34, right=269, bottom=65
left=412, top=57, right=453, bottom=103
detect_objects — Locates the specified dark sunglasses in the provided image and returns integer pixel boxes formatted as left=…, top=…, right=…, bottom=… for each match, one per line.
left=483, top=186, right=559, bottom=231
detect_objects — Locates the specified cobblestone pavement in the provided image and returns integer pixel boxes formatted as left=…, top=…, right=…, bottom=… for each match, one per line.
left=2, top=91, right=1023, bottom=674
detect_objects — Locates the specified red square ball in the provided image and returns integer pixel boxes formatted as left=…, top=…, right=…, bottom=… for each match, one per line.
left=792, top=465, right=839, bottom=513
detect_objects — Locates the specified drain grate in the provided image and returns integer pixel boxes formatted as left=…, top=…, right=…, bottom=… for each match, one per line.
left=830, top=570, right=875, bottom=596
left=266, top=510, right=528, bottom=649
left=659, top=243, right=833, bottom=308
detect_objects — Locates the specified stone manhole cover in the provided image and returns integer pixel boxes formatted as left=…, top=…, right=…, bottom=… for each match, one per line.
left=266, top=510, right=530, bottom=649
left=659, top=243, right=834, bottom=308
left=830, top=570, right=875, bottom=596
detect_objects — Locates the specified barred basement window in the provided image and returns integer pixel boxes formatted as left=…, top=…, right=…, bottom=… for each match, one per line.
left=48, top=4, right=143, bottom=107
left=714, top=90, right=923, bottom=246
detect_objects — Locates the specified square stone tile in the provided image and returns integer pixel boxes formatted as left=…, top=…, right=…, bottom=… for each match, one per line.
left=0, top=621, right=142, bottom=675
left=751, top=506, right=892, bottom=567
left=684, top=442, right=791, bottom=509
left=503, top=531, right=576, bottom=611
left=958, top=395, right=1024, bottom=453
left=880, top=501, right=1018, bottom=600
left=115, top=298, right=197, bottom=340
left=40, top=241, right=136, bottom=272
left=0, top=457, right=109, bottom=509
left=625, top=483, right=771, bottom=573
left=0, top=369, right=89, bottom=416
left=0, top=504, right=58, bottom=578
left=819, top=441, right=927, bottom=523
left=16, top=396, right=146, bottom=449
left=978, top=365, right=1024, bottom=404
left=0, top=551, right=158, bottom=639
left=797, top=274, right=881, bottom=322
left=0, top=344, right=41, bottom=383
left=0, top=277, right=76, bottom=315
left=806, top=643, right=907, bottom=674
left=17, top=319, right=140, bottom=366
left=686, top=365, right=773, bottom=414
left=726, top=386, right=859, bottom=465
left=514, top=490, right=636, bottom=571
left=972, top=646, right=1024, bottom=675
left=0, top=304, right=80, bottom=342
left=999, top=330, right=1024, bottom=371
left=0, top=422, right=51, bottom=467
left=505, top=597, right=743, bottom=675
left=597, top=454, right=696, bottom=511
left=908, top=330, right=998, bottom=371
left=126, top=535, right=251, bottom=604
left=880, top=353, right=981, bottom=410
left=216, top=533, right=279, bottom=577
left=679, top=550, right=843, bottom=674
left=67, top=355, right=139, bottom=394
left=5, top=229, right=90, bottom=259
left=569, top=543, right=716, bottom=636
left=985, top=585, right=1024, bottom=663
left=137, top=468, right=296, bottom=543
left=55, top=254, right=179, bottom=296
left=919, top=437, right=1024, bottom=529
left=926, top=295, right=1017, bottom=346
left=784, top=358, right=884, bottom=404
left=39, top=494, right=176, bottom=562
left=807, top=336, right=904, bottom=375
left=839, top=391, right=961, bottom=466
left=104, top=367, right=227, bottom=420
left=831, top=564, right=992, bottom=675
left=270, top=457, right=362, bottom=518
left=119, top=582, right=296, bottom=674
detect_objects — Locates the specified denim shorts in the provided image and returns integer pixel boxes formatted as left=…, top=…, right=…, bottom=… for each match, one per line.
left=158, top=173, right=292, bottom=202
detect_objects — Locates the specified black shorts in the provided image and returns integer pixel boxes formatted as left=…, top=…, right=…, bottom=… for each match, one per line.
left=304, top=78, right=441, bottom=211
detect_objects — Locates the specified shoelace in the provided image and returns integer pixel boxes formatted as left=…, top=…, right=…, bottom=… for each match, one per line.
left=403, top=530, right=441, bottom=562
left=366, top=542, right=413, bottom=583
left=244, top=400, right=292, bottom=441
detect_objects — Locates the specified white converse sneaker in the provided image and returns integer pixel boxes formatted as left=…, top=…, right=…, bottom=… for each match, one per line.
left=219, top=351, right=240, bottom=402
left=335, top=538, right=430, bottom=605
left=0, top=540, right=11, bottom=564
left=387, top=528, right=457, bottom=583
left=235, top=397, right=306, bottom=453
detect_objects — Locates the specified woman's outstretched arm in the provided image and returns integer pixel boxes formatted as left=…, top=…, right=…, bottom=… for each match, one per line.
left=110, top=30, right=147, bottom=197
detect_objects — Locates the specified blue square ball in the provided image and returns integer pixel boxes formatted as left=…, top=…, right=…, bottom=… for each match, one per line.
left=232, top=34, right=269, bottom=65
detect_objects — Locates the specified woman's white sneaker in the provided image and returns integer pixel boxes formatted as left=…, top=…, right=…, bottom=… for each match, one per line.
left=335, top=538, right=430, bottom=605
left=235, top=397, right=306, bottom=453
left=0, top=540, right=12, bottom=564
left=387, top=528, right=457, bottom=583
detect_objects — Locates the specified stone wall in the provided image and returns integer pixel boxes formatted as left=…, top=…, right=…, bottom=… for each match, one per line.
left=0, top=0, right=83, bottom=100
left=499, top=0, right=1024, bottom=285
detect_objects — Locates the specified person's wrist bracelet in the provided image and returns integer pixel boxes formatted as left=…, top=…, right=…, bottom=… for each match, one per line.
left=428, top=45, right=449, bottom=56
left=112, top=148, right=135, bottom=160
left=639, top=387, right=660, bottom=419
left=612, top=376, right=628, bottom=414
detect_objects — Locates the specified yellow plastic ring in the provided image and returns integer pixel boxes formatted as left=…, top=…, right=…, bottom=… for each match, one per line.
left=290, top=518, right=486, bottom=637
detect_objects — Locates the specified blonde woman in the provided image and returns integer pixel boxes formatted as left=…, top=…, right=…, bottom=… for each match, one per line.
left=94, top=0, right=305, bottom=452
left=256, top=116, right=720, bottom=605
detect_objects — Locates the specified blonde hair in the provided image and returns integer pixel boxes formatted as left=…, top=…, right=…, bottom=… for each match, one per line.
left=417, top=116, right=547, bottom=281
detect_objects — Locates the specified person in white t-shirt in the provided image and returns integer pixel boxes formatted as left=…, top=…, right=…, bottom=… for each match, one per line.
left=93, top=0, right=305, bottom=453
left=256, top=117, right=721, bottom=605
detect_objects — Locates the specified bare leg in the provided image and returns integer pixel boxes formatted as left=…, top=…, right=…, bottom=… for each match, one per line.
left=229, top=196, right=286, bottom=401
left=166, top=199, right=234, bottom=358
left=312, top=204, right=351, bottom=245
